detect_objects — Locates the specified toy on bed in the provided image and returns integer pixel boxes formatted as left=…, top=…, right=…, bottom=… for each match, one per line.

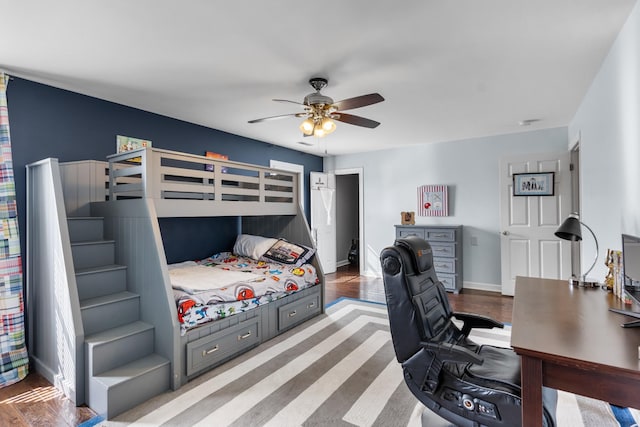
left=171, top=234, right=319, bottom=334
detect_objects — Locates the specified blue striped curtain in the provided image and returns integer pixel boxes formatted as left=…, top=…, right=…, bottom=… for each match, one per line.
left=0, top=73, right=29, bottom=387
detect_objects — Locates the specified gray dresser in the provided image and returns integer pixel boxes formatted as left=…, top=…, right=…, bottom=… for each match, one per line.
left=394, top=225, right=463, bottom=293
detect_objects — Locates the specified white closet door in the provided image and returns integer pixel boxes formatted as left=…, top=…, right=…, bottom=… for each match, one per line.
left=499, top=151, right=572, bottom=295
left=310, top=172, right=336, bottom=274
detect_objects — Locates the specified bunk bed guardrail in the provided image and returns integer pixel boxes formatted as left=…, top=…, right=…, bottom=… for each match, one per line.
left=107, top=148, right=299, bottom=217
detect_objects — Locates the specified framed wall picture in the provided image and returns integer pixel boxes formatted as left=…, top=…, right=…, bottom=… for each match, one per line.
left=418, top=184, right=448, bottom=216
left=401, top=211, right=415, bottom=225
left=513, top=172, right=555, bottom=196
left=116, top=135, right=151, bottom=162
left=116, top=135, right=152, bottom=153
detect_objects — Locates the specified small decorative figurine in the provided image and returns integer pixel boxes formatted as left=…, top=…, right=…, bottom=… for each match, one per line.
left=604, top=248, right=615, bottom=291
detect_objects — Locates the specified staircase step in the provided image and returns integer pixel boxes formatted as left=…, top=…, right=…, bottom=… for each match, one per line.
left=76, top=264, right=127, bottom=300
left=71, top=240, right=115, bottom=269
left=88, top=353, right=170, bottom=419
left=68, top=217, right=104, bottom=242
left=80, top=291, right=139, bottom=335
left=86, top=321, right=155, bottom=376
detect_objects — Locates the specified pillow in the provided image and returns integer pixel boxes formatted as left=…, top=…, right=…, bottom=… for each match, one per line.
left=233, top=234, right=278, bottom=260
left=261, top=239, right=316, bottom=266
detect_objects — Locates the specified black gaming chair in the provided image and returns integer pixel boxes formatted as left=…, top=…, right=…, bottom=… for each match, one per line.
left=380, top=236, right=557, bottom=427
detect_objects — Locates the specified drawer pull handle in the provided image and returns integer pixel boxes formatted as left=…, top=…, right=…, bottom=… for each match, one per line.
left=203, top=345, right=219, bottom=356
left=435, top=248, right=449, bottom=252
left=436, top=264, right=448, bottom=269
left=433, top=234, right=448, bottom=238
left=289, top=310, right=297, bottom=317
left=307, top=302, right=315, bottom=309
left=238, top=331, right=252, bottom=340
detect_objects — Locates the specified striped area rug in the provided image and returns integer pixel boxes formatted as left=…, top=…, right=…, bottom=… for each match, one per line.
left=94, top=298, right=639, bottom=427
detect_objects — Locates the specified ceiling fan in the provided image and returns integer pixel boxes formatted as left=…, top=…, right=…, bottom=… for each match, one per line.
left=248, top=77, right=384, bottom=138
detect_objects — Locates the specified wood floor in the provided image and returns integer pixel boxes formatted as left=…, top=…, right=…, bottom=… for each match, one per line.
left=1, top=265, right=513, bottom=426
left=326, top=264, right=514, bottom=323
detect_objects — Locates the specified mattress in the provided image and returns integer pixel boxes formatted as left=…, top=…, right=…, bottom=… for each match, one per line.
left=172, top=252, right=319, bottom=335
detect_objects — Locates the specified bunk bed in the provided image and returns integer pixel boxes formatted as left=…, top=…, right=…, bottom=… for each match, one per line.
left=27, top=147, right=324, bottom=416
left=93, top=147, right=325, bottom=387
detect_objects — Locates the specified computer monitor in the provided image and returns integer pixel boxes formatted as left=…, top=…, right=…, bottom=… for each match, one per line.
left=609, top=234, right=640, bottom=326
left=622, top=233, right=640, bottom=293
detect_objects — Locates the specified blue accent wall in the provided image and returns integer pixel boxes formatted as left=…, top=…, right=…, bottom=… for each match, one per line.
left=7, top=77, right=323, bottom=264
left=159, top=217, right=241, bottom=264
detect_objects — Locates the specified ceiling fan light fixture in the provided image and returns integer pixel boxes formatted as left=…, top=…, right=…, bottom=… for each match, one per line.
left=313, top=124, right=326, bottom=138
left=321, top=117, right=336, bottom=134
left=300, top=118, right=314, bottom=135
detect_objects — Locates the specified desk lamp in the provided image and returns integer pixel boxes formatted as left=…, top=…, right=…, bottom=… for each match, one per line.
left=555, top=213, right=599, bottom=287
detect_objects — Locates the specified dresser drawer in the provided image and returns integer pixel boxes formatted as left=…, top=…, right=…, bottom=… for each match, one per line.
left=396, top=228, right=425, bottom=239
left=395, top=224, right=462, bottom=293
left=186, top=317, right=260, bottom=376
left=439, top=274, right=457, bottom=291
left=425, top=229, right=456, bottom=242
left=433, top=258, right=455, bottom=274
left=430, top=243, right=456, bottom=258
left=278, top=293, right=321, bottom=331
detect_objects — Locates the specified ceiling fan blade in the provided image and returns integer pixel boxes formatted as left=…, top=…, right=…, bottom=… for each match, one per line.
left=273, top=99, right=305, bottom=106
left=333, top=93, right=384, bottom=111
left=333, top=113, right=380, bottom=129
left=248, top=113, right=303, bottom=123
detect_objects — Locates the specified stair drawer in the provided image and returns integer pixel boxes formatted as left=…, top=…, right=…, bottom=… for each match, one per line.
left=278, top=293, right=321, bottom=331
left=186, top=318, right=260, bottom=376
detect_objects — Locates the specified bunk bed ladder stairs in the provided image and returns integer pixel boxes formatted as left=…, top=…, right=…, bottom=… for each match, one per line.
left=69, top=217, right=170, bottom=419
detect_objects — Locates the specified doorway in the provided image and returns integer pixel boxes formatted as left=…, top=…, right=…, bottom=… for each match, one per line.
left=570, top=141, right=581, bottom=278
left=335, top=168, right=363, bottom=274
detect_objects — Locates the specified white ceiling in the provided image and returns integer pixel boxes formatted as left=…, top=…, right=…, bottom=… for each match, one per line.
left=1, top=1, right=636, bottom=156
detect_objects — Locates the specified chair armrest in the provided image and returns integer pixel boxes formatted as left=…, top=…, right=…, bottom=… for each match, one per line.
left=453, top=312, right=504, bottom=336
left=421, top=341, right=484, bottom=365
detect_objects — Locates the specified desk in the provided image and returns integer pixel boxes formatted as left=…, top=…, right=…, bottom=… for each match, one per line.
left=511, top=276, right=640, bottom=427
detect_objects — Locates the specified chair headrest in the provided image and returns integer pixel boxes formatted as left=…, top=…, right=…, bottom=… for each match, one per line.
left=394, top=236, right=433, bottom=273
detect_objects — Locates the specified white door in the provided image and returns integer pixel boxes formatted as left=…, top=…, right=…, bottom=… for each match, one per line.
left=310, top=172, right=337, bottom=274
left=499, top=151, right=572, bottom=295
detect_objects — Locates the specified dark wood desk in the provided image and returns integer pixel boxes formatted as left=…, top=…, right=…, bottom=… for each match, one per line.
left=511, top=276, right=640, bottom=427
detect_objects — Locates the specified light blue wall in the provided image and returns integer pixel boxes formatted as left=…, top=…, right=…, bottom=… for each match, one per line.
left=325, top=127, right=568, bottom=287
left=569, top=1, right=640, bottom=280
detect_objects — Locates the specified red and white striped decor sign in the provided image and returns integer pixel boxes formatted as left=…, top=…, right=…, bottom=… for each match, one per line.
left=418, top=184, right=448, bottom=216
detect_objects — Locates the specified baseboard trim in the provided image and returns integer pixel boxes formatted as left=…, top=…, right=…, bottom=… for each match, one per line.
left=463, top=281, right=501, bottom=293
left=361, top=272, right=503, bottom=294
left=31, top=355, right=80, bottom=403
left=336, top=259, right=350, bottom=268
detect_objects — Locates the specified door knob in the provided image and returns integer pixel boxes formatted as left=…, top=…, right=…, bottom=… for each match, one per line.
left=502, top=231, right=509, bottom=236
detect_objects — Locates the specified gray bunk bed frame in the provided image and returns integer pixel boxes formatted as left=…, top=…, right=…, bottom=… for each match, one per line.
left=27, top=148, right=324, bottom=417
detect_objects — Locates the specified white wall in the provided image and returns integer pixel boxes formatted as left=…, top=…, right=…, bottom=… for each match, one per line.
left=569, top=1, right=640, bottom=280
left=325, top=1, right=640, bottom=287
left=325, top=127, right=567, bottom=287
